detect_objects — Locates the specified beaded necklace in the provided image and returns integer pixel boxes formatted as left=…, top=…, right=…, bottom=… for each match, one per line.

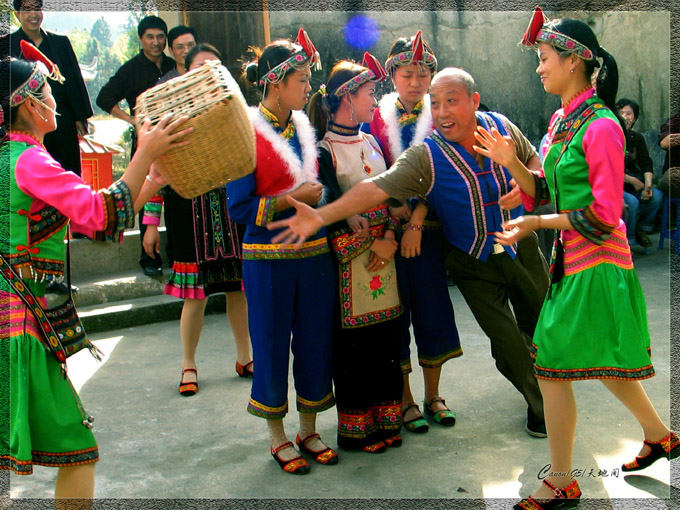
left=562, top=86, right=592, bottom=110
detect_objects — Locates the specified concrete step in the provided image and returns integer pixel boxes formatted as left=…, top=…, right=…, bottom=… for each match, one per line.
left=76, top=292, right=226, bottom=334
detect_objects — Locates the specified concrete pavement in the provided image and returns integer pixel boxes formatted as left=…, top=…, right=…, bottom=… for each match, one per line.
left=5, top=234, right=679, bottom=508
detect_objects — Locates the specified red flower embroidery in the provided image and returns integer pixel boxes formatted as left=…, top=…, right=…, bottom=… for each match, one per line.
left=369, top=275, right=382, bottom=290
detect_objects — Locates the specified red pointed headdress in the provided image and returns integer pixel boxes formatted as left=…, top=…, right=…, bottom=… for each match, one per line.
left=520, top=6, right=598, bottom=62
left=521, top=6, right=547, bottom=46
left=20, top=40, right=65, bottom=83
left=384, top=30, right=437, bottom=74
left=333, top=52, right=386, bottom=97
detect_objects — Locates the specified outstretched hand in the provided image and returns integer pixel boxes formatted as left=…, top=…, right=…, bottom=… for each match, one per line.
left=268, top=196, right=324, bottom=248
left=494, top=215, right=538, bottom=246
left=473, top=126, right=518, bottom=168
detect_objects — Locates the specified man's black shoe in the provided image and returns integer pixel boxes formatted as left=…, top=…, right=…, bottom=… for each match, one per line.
left=525, top=410, right=547, bottom=438
left=143, top=266, right=163, bottom=277
left=635, top=229, right=652, bottom=248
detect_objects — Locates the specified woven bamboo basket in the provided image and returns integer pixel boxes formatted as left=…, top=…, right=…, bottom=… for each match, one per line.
left=135, top=60, right=255, bottom=199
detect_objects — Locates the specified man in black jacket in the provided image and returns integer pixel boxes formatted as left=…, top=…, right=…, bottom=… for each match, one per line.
left=96, top=15, right=175, bottom=277
left=5, top=0, right=93, bottom=176
left=616, top=98, right=663, bottom=248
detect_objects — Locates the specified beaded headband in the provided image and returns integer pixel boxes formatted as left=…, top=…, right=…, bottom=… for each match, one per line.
left=9, top=41, right=65, bottom=108
left=384, top=30, right=437, bottom=75
left=520, top=6, right=598, bottom=64
left=333, top=52, right=387, bottom=97
left=258, top=28, right=321, bottom=87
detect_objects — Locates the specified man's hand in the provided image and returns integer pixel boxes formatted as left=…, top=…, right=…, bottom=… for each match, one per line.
left=269, top=196, right=324, bottom=248
left=347, top=215, right=370, bottom=240
left=499, top=178, right=522, bottom=210
left=143, top=225, right=161, bottom=258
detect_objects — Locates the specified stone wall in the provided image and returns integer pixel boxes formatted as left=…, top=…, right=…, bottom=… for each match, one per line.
left=268, top=10, right=670, bottom=171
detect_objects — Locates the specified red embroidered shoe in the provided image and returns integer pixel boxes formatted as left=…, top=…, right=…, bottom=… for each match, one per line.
left=622, top=432, right=680, bottom=472
left=178, top=368, right=198, bottom=396
left=235, top=360, right=254, bottom=378
left=271, top=441, right=310, bottom=475
left=296, top=433, right=339, bottom=465
left=514, top=479, right=581, bottom=509
left=384, top=435, right=402, bottom=448
left=363, top=441, right=387, bottom=454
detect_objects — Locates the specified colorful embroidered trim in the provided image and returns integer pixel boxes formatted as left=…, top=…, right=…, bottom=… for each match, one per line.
left=0, top=445, right=99, bottom=476
left=562, top=228, right=633, bottom=275
left=334, top=69, right=380, bottom=97
left=339, top=262, right=402, bottom=328
left=331, top=224, right=385, bottom=264
left=385, top=49, right=437, bottom=74
left=26, top=206, right=68, bottom=245
left=258, top=103, right=296, bottom=139
left=93, top=181, right=134, bottom=242
left=142, top=195, right=163, bottom=225
left=9, top=61, right=47, bottom=108
left=255, top=196, right=277, bottom=227
left=417, top=346, right=464, bottom=368
left=372, top=402, right=403, bottom=431
left=247, top=398, right=288, bottom=419
left=258, top=29, right=321, bottom=87
left=568, top=206, right=616, bottom=246
left=536, top=28, right=596, bottom=61
left=164, top=261, right=206, bottom=299
left=337, top=410, right=374, bottom=440
left=297, top=392, right=336, bottom=413
left=242, top=237, right=330, bottom=260
left=534, top=363, right=655, bottom=381
left=328, top=121, right=360, bottom=136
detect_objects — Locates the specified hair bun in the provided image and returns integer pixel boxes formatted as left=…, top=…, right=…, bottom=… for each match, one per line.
left=245, top=62, right=259, bottom=84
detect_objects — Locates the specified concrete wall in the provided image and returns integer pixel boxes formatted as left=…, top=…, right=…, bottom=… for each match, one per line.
left=268, top=10, right=670, bottom=168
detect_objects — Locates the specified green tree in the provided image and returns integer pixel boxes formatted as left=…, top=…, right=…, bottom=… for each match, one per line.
left=91, top=17, right=112, bottom=48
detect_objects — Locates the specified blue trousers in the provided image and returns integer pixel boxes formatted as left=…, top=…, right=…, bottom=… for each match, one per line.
left=396, top=229, right=462, bottom=372
left=623, top=189, right=663, bottom=236
left=243, top=254, right=336, bottom=419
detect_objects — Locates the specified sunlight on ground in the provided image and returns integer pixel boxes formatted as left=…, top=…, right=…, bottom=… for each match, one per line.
left=66, top=336, right=123, bottom=392
left=78, top=303, right=133, bottom=317
left=482, top=468, right=523, bottom=499
left=596, top=440, right=671, bottom=499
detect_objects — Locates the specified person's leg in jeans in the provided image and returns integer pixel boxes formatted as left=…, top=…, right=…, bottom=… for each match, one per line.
left=623, top=191, right=639, bottom=241
left=637, top=188, right=663, bottom=236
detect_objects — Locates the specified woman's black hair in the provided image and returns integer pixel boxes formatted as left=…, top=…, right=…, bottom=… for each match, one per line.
left=306, top=60, right=365, bottom=140
left=184, top=43, right=222, bottom=70
left=615, top=97, right=640, bottom=120
left=0, top=58, right=44, bottom=128
left=242, top=39, right=298, bottom=98
left=548, top=18, right=619, bottom=112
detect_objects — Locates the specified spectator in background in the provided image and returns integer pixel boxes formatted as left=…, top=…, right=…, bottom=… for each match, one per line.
left=96, top=15, right=175, bottom=278
left=4, top=0, right=93, bottom=179
left=143, top=25, right=199, bottom=270
left=4, top=0, right=95, bottom=294
left=659, top=112, right=680, bottom=197
left=161, top=25, right=197, bottom=81
left=616, top=98, right=662, bottom=248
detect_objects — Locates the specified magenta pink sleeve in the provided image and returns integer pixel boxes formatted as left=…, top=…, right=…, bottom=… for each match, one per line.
left=581, top=117, right=625, bottom=228
left=15, top=147, right=107, bottom=234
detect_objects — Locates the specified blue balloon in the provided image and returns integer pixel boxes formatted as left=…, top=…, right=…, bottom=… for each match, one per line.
left=344, top=15, right=380, bottom=50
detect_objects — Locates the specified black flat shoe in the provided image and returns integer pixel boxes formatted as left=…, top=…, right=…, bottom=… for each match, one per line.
left=622, top=431, right=680, bottom=471
left=271, top=441, right=310, bottom=475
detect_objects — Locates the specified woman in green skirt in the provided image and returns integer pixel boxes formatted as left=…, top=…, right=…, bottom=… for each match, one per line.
left=473, top=8, right=678, bottom=509
left=1, top=52, right=190, bottom=500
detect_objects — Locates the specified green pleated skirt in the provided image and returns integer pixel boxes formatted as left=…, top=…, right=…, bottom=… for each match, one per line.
left=531, top=262, right=654, bottom=381
left=1, top=293, right=98, bottom=475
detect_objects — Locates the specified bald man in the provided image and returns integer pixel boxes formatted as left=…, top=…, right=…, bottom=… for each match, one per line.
left=270, top=68, right=549, bottom=437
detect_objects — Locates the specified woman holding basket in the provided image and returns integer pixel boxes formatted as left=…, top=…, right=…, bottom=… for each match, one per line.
left=473, top=8, right=678, bottom=508
left=0, top=48, right=190, bottom=499
left=227, top=29, right=337, bottom=475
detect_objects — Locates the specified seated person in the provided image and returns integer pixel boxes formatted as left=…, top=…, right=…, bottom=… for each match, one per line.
left=659, top=112, right=680, bottom=197
left=616, top=98, right=662, bottom=247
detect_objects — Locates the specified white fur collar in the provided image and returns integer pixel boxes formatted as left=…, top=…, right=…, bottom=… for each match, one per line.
left=378, top=92, right=433, bottom=161
left=249, top=107, right=319, bottom=191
